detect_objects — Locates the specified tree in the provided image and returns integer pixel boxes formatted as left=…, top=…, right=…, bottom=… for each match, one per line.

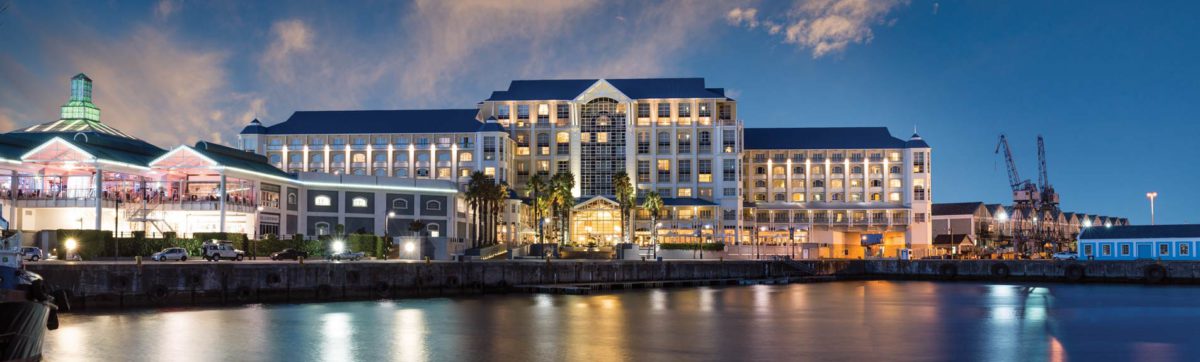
left=643, top=191, right=663, bottom=255
left=466, top=171, right=488, bottom=248
left=487, top=181, right=508, bottom=246
left=408, top=219, right=426, bottom=235
left=528, top=175, right=549, bottom=244
left=550, top=172, right=575, bottom=245
left=612, top=171, right=634, bottom=244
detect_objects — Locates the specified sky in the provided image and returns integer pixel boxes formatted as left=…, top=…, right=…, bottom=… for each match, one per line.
left=1, top=0, right=1197, bottom=225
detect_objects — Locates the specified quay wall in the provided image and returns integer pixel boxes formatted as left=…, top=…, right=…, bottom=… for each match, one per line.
left=26, top=259, right=1195, bottom=311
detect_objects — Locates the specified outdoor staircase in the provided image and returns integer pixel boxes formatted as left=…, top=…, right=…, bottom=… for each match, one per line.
left=126, top=197, right=174, bottom=236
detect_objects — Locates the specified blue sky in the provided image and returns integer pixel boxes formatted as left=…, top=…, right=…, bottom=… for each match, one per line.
left=1, top=0, right=1196, bottom=224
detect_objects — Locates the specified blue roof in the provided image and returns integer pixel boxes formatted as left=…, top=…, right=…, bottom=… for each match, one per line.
left=477, top=121, right=507, bottom=133
left=249, top=109, right=483, bottom=135
left=906, top=133, right=930, bottom=148
left=743, top=127, right=908, bottom=150
left=240, top=119, right=268, bottom=134
left=486, top=78, right=729, bottom=101
left=1079, top=224, right=1200, bottom=240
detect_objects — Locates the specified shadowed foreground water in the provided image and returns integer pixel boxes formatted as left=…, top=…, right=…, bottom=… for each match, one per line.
left=45, top=281, right=1200, bottom=361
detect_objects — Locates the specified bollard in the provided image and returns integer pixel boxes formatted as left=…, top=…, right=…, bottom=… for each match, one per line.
left=425, top=256, right=430, bottom=264
left=719, top=257, right=723, bottom=262
left=136, top=256, right=142, bottom=265
left=299, top=256, right=304, bottom=265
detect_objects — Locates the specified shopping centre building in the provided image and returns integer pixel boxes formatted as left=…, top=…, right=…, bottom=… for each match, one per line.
left=3, top=74, right=932, bottom=257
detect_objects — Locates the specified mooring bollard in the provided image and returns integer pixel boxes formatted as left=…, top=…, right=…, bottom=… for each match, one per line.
left=425, top=256, right=430, bottom=264
left=135, top=256, right=142, bottom=265
left=299, top=256, right=304, bottom=265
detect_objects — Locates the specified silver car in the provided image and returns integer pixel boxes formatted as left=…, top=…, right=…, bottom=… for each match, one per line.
left=152, top=247, right=189, bottom=262
left=1051, top=251, right=1078, bottom=260
left=19, top=247, right=43, bottom=262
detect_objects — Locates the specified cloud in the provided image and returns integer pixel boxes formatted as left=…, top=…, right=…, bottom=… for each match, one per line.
left=729, top=0, right=908, bottom=58
left=155, top=0, right=179, bottom=20
left=260, top=19, right=315, bottom=83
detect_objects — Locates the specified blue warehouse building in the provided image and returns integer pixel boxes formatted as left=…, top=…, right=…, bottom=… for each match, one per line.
left=1078, top=224, right=1200, bottom=260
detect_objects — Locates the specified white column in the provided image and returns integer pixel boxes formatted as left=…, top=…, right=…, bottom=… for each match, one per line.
left=387, top=144, right=394, bottom=177
left=93, top=164, right=103, bottom=230
left=303, top=146, right=310, bottom=172
left=408, top=144, right=415, bottom=178
left=218, top=172, right=227, bottom=233
left=451, top=143, right=458, bottom=182
left=430, top=144, right=437, bottom=179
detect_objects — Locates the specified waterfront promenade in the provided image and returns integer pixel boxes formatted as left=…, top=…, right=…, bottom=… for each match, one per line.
left=27, top=258, right=1200, bottom=311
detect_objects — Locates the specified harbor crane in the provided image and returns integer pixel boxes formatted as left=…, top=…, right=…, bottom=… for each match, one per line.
left=995, top=134, right=1041, bottom=210
left=1037, top=135, right=1060, bottom=213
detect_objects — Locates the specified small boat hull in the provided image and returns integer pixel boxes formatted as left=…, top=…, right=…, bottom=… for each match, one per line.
left=0, top=299, right=52, bottom=362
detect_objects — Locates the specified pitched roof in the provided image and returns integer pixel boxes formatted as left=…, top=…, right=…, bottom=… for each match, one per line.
left=485, top=78, right=728, bottom=101
left=932, top=202, right=986, bottom=216
left=743, top=127, right=908, bottom=150
left=250, top=109, right=483, bottom=135
left=3, top=132, right=166, bottom=166
left=192, top=141, right=292, bottom=178
left=934, top=234, right=973, bottom=246
left=1080, top=224, right=1200, bottom=240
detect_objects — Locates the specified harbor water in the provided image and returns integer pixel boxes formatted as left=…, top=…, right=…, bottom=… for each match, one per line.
left=46, top=281, right=1200, bottom=361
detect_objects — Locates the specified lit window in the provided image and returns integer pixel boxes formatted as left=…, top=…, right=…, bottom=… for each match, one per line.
left=427, top=200, right=442, bottom=211
left=792, top=193, right=805, bottom=202
left=352, top=197, right=368, bottom=208
left=460, top=152, right=473, bottom=162
left=392, top=199, right=408, bottom=209
left=314, top=195, right=331, bottom=206
left=1181, top=243, right=1190, bottom=256
left=287, top=193, right=297, bottom=205
left=315, top=222, right=331, bottom=236
left=677, top=188, right=692, bottom=197
left=1102, top=244, right=1112, bottom=256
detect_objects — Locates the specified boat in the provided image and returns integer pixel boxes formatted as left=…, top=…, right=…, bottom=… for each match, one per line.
left=0, top=249, right=58, bottom=362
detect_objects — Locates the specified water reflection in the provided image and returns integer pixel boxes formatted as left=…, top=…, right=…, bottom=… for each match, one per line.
left=46, top=281, right=1200, bottom=361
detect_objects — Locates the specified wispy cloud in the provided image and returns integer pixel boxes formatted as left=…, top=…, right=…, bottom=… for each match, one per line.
left=154, top=0, right=179, bottom=20
left=728, top=0, right=909, bottom=58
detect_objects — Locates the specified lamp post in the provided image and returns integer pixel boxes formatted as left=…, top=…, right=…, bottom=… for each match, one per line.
left=654, top=222, right=662, bottom=259
left=757, top=226, right=767, bottom=260
left=702, top=224, right=711, bottom=260
left=1146, top=192, right=1158, bottom=225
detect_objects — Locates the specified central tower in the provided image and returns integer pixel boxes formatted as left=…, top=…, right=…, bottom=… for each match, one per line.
left=578, top=97, right=626, bottom=197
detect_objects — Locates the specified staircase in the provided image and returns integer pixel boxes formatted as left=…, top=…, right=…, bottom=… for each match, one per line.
left=126, top=197, right=174, bottom=236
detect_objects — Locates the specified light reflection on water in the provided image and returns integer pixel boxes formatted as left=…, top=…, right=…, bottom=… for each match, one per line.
left=45, top=281, right=1200, bottom=361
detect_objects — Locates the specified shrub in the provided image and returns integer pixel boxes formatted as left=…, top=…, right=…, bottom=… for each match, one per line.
left=56, top=229, right=114, bottom=260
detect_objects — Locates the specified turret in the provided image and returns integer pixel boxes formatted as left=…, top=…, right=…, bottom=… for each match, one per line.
left=238, top=118, right=268, bottom=153
left=60, top=73, right=101, bottom=122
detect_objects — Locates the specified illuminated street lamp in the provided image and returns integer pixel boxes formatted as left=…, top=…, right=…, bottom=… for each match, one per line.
left=1146, top=192, right=1158, bottom=225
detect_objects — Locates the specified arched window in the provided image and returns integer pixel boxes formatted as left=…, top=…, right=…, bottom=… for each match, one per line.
left=392, top=198, right=409, bottom=209
left=832, top=193, right=842, bottom=201
left=332, top=154, right=345, bottom=163
left=832, top=166, right=844, bottom=174
left=870, top=193, right=881, bottom=201
left=791, top=193, right=805, bottom=202
left=426, top=223, right=439, bottom=232
left=314, top=195, right=331, bottom=206
left=754, top=194, right=766, bottom=201
left=374, top=154, right=387, bottom=163
left=287, top=193, right=297, bottom=205
left=871, top=180, right=883, bottom=187
left=772, top=166, right=786, bottom=175
left=889, top=179, right=903, bottom=188
left=426, top=200, right=442, bottom=210
left=774, top=193, right=785, bottom=201
left=812, top=180, right=825, bottom=188
left=311, top=154, right=324, bottom=163
left=755, top=180, right=766, bottom=188
left=289, top=153, right=302, bottom=163
left=890, top=166, right=901, bottom=174
left=459, top=152, right=473, bottom=162
left=270, top=154, right=282, bottom=165
left=352, top=154, right=366, bottom=163
left=352, top=197, right=368, bottom=207
left=812, top=193, right=824, bottom=201
left=851, top=166, right=862, bottom=174
left=315, top=222, right=331, bottom=236
left=755, top=166, right=766, bottom=175
left=793, top=166, right=804, bottom=174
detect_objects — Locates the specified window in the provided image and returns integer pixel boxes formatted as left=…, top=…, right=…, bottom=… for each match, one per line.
left=556, top=104, right=570, bottom=119
left=657, top=159, right=671, bottom=183
left=792, top=193, right=805, bottom=202
left=698, top=131, right=712, bottom=153
left=678, top=160, right=692, bottom=182
left=657, top=103, right=671, bottom=118
left=677, top=188, right=692, bottom=197
left=392, top=199, right=409, bottom=209
left=1084, top=244, right=1094, bottom=256
left=889, top=179, right=902, bottom=188
left=774, top=193, right=785, bottom=201
left=538, top=104, right=550, bottom=116
left=352, top=197, right=368, bottom=208
left=723, top=159, right=737, bottom=181
left=889, top=192, right=901, bottom=202
left=460, top=152, right=473, bottom=162
left=287, top=193, right=297, bottom=205
left=832, top=166, right=844, bottom=174
left=915, top=213, right=927, bottom=223
left=315, top=222, right=331, bottom=236
left=637, top=132, right=650, bottom=154
left=1120, top=244, right=1130, bottom=256
left=871, top=180, right=882, bottom=187
left=1181, top=243, right=1190, bottom=256
left=755, top=180, right=767, bottom=188
left=793, top=166, right=805, bottom=174
left=698, top=160, right=712, bottom=183
left=657, top=132, right=671, bottom=153
left=913, top=152, right=927, bottom=173
left=426, top=223, right=439, bottom=232
left=517, top=105, right=530, bottom=119
left=1102, top=244, right=1112, bottom=256
left=723, top=130, right=737, bottom=153
left=812, top=180, right=825, bottom=188
left=723, top=188, right=737, bottom=196
left=1160, top=244, right=1170, bottom=256
left=678, top=103, right=691, bottom=117
left=637, top=160, right=651, bottom=183
left=426, top=200, right=442, bottom=211
left=756, top=166, right=766, bottom=175
left=314, top=195, right=331, bottom=206
left=870, top=193, right=881, bottom=201
left=498, top=104, right=510, bottom=118
left=637, top=103, right=651, bottom=118
left=890, top=165, right=902, bottom=174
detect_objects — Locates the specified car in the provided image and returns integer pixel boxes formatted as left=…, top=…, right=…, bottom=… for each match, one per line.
left=151, top=247, right=188, bottom=262
left=201, top=241, right=245, bottom=261
left=328, top=250, right=365, bottom=261
left=270, top=248, right=308, bottom=261
left=19, top=247, right=43, bottom=262
left=1051, top=251, right=1078, bottom=260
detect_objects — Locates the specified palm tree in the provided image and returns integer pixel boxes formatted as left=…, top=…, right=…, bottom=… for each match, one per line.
left=550, top=172, right=575, bottom=245
left=528, top=175, right=549, bottom=244
left=643, top=191, right=663, bottom=257
left=466, top=171, right=488, bottom=248
left=488, top=182, right=508, bottom=246
left=612, top=171, right=634, bottom=244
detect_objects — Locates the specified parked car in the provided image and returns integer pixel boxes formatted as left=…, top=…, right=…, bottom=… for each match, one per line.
left=328, top=250, right=365, bottom=261
left=151, top=247, right=188, bottom=262
left=270, top=248, right=308, bottom=261
left=19, top=247, right=43, bottom=262
left=1051, top=251, right=1078, bottom=261
left=201, top=242, right=245, bottom=261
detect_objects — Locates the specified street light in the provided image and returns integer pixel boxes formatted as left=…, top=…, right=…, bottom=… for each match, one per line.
left=1146, top=192, right=1158, bottom=225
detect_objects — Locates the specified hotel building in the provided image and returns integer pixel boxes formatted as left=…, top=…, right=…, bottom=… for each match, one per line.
left=2, top=74, right=933, bottom=258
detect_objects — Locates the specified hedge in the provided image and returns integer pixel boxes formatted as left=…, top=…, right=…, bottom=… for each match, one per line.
left=56, top=229, right=114, bottom=260
left=659, top=242, right=726, bottom=251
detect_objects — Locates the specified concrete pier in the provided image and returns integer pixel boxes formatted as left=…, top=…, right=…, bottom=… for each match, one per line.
left=26, top=259, right=1200, bottom=311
